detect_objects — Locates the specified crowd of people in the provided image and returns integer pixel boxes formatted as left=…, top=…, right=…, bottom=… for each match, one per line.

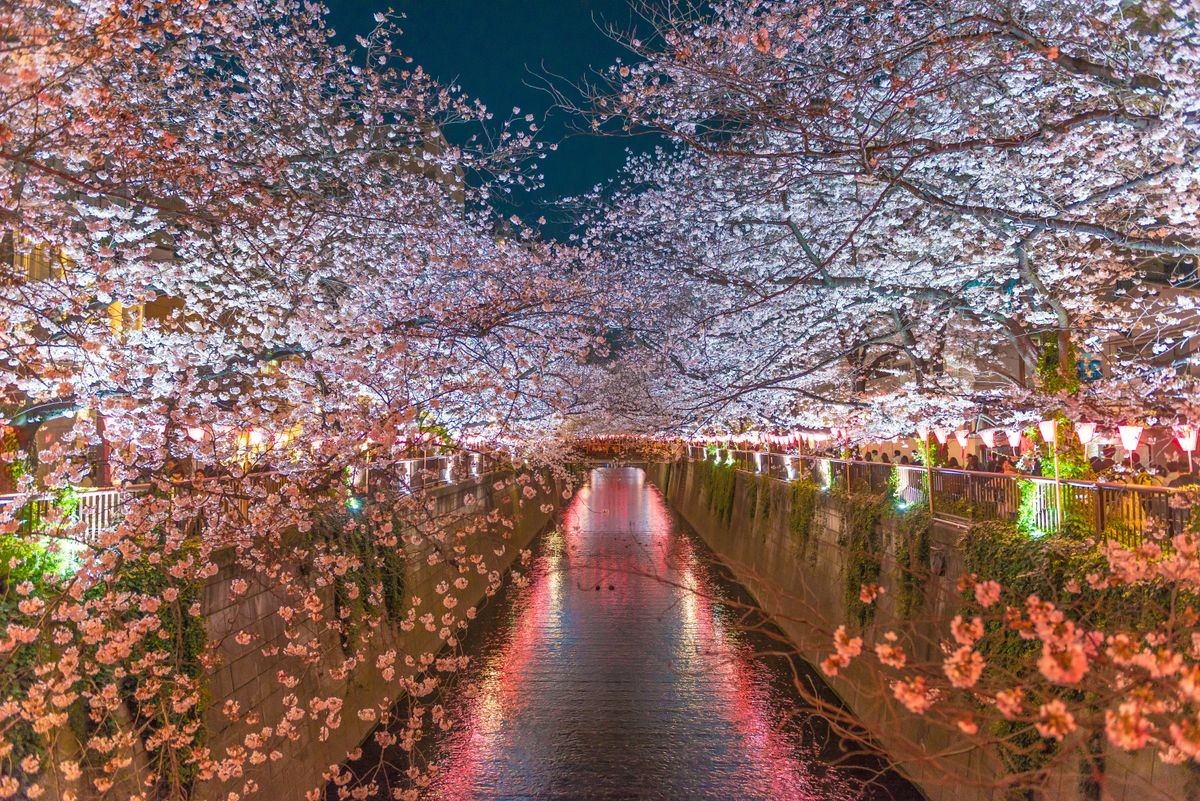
left=854, top=443, right=1199, bottom=488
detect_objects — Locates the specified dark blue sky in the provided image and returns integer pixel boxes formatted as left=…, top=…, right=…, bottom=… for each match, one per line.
left=325, top=0, right=660, bottom=233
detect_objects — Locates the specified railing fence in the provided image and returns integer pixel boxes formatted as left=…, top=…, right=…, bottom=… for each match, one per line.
left=684, top=445, right=1192, bottom=542
left=0, top=452, right=500, bottom=546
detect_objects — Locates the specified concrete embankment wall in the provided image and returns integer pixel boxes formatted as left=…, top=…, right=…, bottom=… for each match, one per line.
left=645, top=460, right=1196, bottom=801
left=199, top=472, right=561, bottom=800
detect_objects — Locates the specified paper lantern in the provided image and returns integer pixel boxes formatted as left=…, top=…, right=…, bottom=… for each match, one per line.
left=934, top=428, right=950, bottom=445
left=1038, top=419, right=1057, bottom=444
left=1175, top=424, right=1197, bottom=453
left=1005, top=429, right=1022, bottom=448
left=1118, top=424, right=1143, bottom=453
left=1074, top=421, right=1096, bottom=446
left=917, top=425, right=930, bottom=442
left=980, top=429, right=997, bottom=449
left=954, top=429, right=969, bottom=448
left=186, top=427, right=206, bottom=442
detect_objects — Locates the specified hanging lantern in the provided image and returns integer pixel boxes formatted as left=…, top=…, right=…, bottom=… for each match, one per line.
left=1074, top=421, right=1097, bottom=446
left=934, top=428, right=950, bottom=445
left=1118, top=424, right=1143, bottom=453
left=917, top=425, right=930, bottom=442
left=1005, top=429, right=1022, bottom=448
left=980, top=429, right=997, bottom=449
left=1175, top=424, right=1198, bottom=454
left=954, top=429, right=969, bottom=449
left=1038, top=419, right=1057, bottom=444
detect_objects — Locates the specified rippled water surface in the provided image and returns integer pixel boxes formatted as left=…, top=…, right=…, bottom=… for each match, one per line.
left=343, top=467, right=922, bottom=801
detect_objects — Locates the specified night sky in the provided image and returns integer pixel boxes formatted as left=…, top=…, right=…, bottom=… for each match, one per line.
left=325, top=0, right=661, bottom=235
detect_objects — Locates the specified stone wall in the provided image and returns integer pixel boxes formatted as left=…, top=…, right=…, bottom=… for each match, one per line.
left=198, top=472, right=561, bottom=800
left=647, top=460, right=1198, bottom=801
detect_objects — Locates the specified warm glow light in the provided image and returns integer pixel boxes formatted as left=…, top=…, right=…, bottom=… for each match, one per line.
left=980, top=429, right=997, bottom=449
left=1176, top=424, right=1198, bottom=453
left=1038, top=419, right=1057, bottom=444
left=916, top=425, right=930, bottom=442
left=186, top=426, right=205, bottom=442
left=1074, top=421, right=1096, bottom=446
left=1118, top=424, right=1143, bottom=453
left=953, top=429, right=969, bottom=449
left=246, top=429, right=265, bottom=447
left=934, top=428, right=950, bottom=445
left=1005, top=429, right=1022, bottom=448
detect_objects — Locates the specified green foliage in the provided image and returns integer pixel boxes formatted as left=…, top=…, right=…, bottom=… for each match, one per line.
left=754, top=473, right=772, bottom=522
left=1016, top=478, right=1041, bottom=536
left=1027, top=412, right=1094, bottom=481
left=746, top=476, right=759, bottom=522
left=963, top=519, right=1173, bottom=789
left=0, top=536, right=64, bottom=772
left=892, top=508, right=931, bottom=620
left=415, top=409, right=453, bottom=449
left=697, top=458, right=737, bottom=525
left=112, top=552, right=208, bottom=791
left=1, top=427, right=26, bottom=488
left=913, top=437, right=943, bottom=468
left=1036, top=332, right=1081, bottom=395
left=331, top=524, right=408, bottom=650
left=837, top=490, right=886, bottom=628
left=788, top=480, right=820, bottom=556
left=936, top=495, right=977, bottom=519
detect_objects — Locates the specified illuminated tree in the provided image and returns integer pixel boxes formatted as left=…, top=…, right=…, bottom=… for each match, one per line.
left=0, top=2, right=589, bottom=798
left=575, top=0, right=1200, bottom=435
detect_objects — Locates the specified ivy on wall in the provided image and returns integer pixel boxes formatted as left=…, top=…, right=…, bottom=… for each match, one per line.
left=1036, top=331, right=1081, bottom=396
left=788, top=480, right=820, bottom=556
left=755, top=473, right=772, bottom=524
left=961, top=519, right=1174, bottom=791
left=113, top=552, right=208, bottom=794
left=837, top=490, right=886, bottom=628
left=330, top=522, right=408, bottom=651
left=696, top=458, right=738, bottom=525
left=892, top=508, right=932, bottom=621
left=0, top=536, right=64, bottom=776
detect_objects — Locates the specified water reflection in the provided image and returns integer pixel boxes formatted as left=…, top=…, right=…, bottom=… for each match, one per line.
left=343, top=467, right=921, bottom=801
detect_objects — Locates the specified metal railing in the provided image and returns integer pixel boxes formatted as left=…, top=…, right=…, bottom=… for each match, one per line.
left=0, top=452, right=499, bottom=546
left=685, top=445, right=1193, bottom=541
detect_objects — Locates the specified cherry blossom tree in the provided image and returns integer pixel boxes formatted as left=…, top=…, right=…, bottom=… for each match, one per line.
left=1, top=2, right=593, bottom=799
left=553, top=2, right=1200, bottom=797
left=572, top=0, right=1200, bottom=436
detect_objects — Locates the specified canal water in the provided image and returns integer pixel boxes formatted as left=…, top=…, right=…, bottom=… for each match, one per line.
left=336, top=467, right=922, bottom=801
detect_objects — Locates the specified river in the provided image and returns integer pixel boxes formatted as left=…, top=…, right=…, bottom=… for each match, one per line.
left=333, top=466, right=922, bottom=801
